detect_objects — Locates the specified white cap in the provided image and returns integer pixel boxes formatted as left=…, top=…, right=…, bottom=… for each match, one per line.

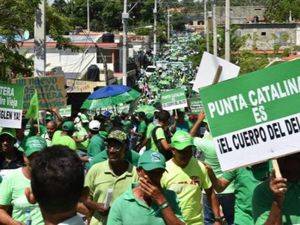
left=89, top=120, right=100, bottom=132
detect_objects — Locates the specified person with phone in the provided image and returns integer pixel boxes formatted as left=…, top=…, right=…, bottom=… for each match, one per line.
left=107, top=150, right=185, bottom=225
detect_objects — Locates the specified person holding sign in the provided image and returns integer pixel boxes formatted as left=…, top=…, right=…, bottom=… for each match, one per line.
left=161, top=130, right=223, bottom=225
left=190, top=113, right=235, bottom=225
left=252, top=152, right=300, bottom=225
left=83, top=129, right=138, bottom=225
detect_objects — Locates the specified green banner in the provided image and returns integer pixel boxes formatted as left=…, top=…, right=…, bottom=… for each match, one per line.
left=189, top=97, right=204, bottom=114
left=161, top=88, right=187, bottom=111
left=59, top=105, right=72, bottom=117
left=0, top=82, right=24, bottom=128
left=200, top=59, right=300, bottom=137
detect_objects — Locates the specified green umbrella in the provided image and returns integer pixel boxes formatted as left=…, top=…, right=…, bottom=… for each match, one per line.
left=81, top=89, right=140, bottom=110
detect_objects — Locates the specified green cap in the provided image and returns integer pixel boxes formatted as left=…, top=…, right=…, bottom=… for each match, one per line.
left=0, top=128, right=16, bottom=140
left=138, top=150, right=166, bottom=171
left=107, top=130, right=127, bottom=143
left=62, top=121, right=75, bottom=132
left=24, top=136, right=47, bottom=157
left=171, top=130, right=194, bottom=151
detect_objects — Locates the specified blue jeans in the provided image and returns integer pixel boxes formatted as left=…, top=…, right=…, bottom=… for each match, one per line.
left=203, top=193, right=235, bottom=225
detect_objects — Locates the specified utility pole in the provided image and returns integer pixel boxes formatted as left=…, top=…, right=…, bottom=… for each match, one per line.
left=87, top=0, right=90, bottom=33
left=167, top=7, right=170, bottom=43
left=153, top=0, right=158, bottom=63
left=212, top=0, right=217, bottom=56
left=34, top=0, right=46, bottom=77
left=225, top=0, right=230, bottom=61
left=204, top=0, right=209, bottom=52
left=122, top=0, right=129, bottom=86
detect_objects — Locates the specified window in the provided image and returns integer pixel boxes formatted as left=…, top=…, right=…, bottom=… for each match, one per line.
left=261, top=32, right=266, bottom=36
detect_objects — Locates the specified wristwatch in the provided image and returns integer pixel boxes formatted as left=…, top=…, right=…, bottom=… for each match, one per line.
left=159, top=201, right=169, bottom=210
left=214, top=216, right=226, bottom=223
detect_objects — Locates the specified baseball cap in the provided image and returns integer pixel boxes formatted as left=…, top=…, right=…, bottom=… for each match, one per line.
left=24, top=136, right=47, bottom=157
left=0, top=128, right=16, bottom=140
left=89, top=120, right=100, bottom=132
left=171, top=130, right=194, bottom=151
left=107, top=130, right=127, bottom=143
left=138, top=150, right=166, bottom=171
left=62, top=121, right=75, bottom=132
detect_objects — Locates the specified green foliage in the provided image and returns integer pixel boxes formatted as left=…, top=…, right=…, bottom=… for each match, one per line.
left=265, top=0, right=300, bottom=22
left=0, top=0, right=74, bottom=80
left=172, top=13, right=187, bottom=32
left=233, top=51, right=269, bottom=74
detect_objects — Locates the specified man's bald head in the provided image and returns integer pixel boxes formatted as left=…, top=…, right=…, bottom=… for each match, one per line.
left=46, top=121, right=57, bottom=138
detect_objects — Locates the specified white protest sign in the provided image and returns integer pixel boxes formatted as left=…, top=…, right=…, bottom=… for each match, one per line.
left=193, top=52, right=240, bottom=92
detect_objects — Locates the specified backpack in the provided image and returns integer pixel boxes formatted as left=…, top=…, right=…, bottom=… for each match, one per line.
left=151, top=126, right=173, bottom=160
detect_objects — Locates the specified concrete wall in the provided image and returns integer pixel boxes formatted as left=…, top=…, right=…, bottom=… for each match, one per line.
left=237, top=24, right=298, bottom=51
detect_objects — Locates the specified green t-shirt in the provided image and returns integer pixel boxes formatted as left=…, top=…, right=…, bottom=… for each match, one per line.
left=87, top=134, right=106, bottom=158
left=253, top=180, right=300, bottom=225
left=0, top=168, right=43, bottom=225
left=51, top=130, right=77, bottom=150
left=149, top=127, right=165, bottom=152
left=223, top=164, right=271, bottom=225
left=107, top=183, right=184, bottom=225
left=194, top=133, right=235, bottom=194
left=73, top=126, right=89, bottom=151
left=161, top=157, right=212, bottom=225
left=86, top=150, right=140, bottom=170
left=122, top=120, right=133, bottom=133
left=85, top=161, right=138, bottom=225
left=138, top=120, right=147, bottom=136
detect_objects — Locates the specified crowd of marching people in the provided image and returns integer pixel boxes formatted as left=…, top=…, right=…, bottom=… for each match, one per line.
left=0, top=102, right=299, bottom=225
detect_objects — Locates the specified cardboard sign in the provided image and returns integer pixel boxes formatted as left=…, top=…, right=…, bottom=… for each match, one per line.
left=189, top=97, right=204, bottom=114
left=193, top=52, right=240, bottom=92
left=161, top=88, right=187, bottom=111
left=200, top=59, right=300, bottom=171
left=0, top=82, right=24, bottom=128
left=12, top=76, right=67, bottom=110
left=59, top=105, right=72, bottom=117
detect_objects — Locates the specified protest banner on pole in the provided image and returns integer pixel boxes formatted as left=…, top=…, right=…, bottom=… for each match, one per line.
left=161, top=88, right=188, bottom=111
left=59, top=105, right=72, bottom=117
left=193, top=52, right=240, bottom=92
left=200, top=59, right=300, bottom=171
left=0, top=82, right=24, bottom=129
left=189, top=97, right=204, bottom=114
left=12, top=76, right=67, bottom=110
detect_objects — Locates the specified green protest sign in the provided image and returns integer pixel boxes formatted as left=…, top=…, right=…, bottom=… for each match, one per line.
left=12, top=76, right=67, bottom=110
left=189, top=97, right=204, bottom=114
left=59, top=105, right=72, bottom=117
left=0, top=82, right=24, bottom=128
left=200, top=59, right=300, bottom=171
left=161, top=88, right=187, bottom=111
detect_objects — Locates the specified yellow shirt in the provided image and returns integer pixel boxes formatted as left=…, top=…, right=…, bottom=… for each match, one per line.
left=161, top=157, right=212, bottom=225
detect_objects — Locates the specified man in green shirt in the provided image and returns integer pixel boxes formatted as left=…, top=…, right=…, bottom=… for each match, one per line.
left=107, top=150, right=184, bottom=225
left=87, top=120, right=106, bottom=158
left=51, top=121, right=77, bottom=150
left=190, top=113, right=235, bottom=225
left=252, top=152, right=300, bottom=225
left=207, top=161, right=271, bottom=225
left=83, top=129, right=138, bottom=225
left=161, top=130, right=222, bottom=225
left=0, top=136, right=46, bottom=225
left=149, top=110, right=172, bottom=160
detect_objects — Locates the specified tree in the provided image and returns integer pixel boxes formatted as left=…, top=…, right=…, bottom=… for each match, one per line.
left=0, top=0, right=73, bottom=81
left=265, top=0, right=300, bottom=22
